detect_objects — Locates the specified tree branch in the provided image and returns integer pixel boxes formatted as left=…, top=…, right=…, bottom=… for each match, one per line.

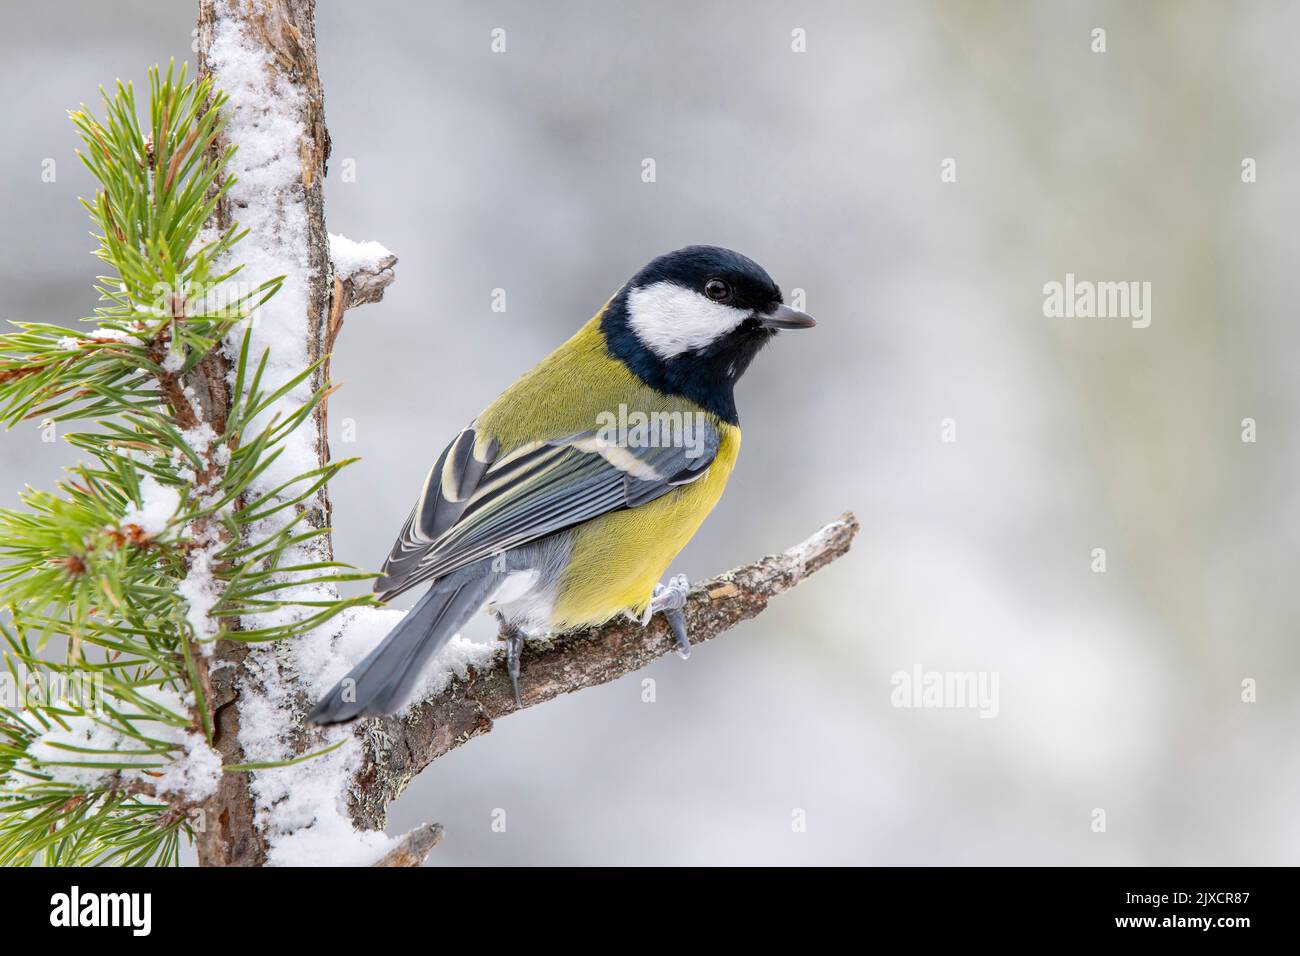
left=373, top=823, right=443, bottom=867
left=335, top=252, right=398, bottom=311
left=322, top=250, right=398, bottom=428
left=346, top=512, right=860, bottom=834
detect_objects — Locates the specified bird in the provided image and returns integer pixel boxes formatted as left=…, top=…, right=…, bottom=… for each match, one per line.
left=307, top=245, right=815, bottom=724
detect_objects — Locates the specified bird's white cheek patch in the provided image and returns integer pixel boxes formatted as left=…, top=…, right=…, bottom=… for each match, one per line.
left=625, top=281, right=751, bottom=359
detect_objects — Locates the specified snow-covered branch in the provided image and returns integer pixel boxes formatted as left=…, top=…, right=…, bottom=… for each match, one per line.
left=345, top=514, right=861, bottom=846
left=194, top=0, right=340, bottom=868
left=330, top=234, right=398, bottom=310
left=193, top=0, right=398, bottom=870
left=323, top=234, right=397, bottom=414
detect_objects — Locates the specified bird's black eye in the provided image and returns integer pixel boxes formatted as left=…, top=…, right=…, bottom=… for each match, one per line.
left=704, top=278, right=731, bottom=302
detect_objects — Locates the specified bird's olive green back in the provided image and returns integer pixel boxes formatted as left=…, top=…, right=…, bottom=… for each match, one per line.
left=477, top=312, right=717, bottom=449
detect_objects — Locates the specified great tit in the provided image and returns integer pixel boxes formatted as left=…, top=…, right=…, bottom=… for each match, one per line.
left=308, top=245, right=815, bottom=724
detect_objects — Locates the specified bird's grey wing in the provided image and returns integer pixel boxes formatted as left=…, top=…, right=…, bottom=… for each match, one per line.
left=376, top=425, right=498, bottom=596
left=374, top=420, right=720, bottom=601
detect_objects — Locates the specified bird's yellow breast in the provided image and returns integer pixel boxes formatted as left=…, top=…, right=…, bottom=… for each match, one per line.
left=551, top=422, right=740, bottom=629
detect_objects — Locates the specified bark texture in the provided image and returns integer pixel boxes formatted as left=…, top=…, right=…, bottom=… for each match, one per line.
left=194, top=0, right=332, bottom=867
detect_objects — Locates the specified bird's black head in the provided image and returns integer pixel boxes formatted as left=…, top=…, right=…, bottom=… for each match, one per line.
left=600, top=245, right=815, bottom=423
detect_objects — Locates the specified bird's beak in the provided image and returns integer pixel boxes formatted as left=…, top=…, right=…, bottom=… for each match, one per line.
left=758, top=304, right=817, bottom=330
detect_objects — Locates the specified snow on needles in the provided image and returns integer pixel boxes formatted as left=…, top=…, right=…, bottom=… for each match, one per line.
left=23, top=685, right=221, bottom=801
left=121, top=475, right=180, bottom=536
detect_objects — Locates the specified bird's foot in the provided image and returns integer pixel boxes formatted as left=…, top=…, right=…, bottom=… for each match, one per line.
left=647, top=573, right=691, bottom=659
left=502, top=624, right=525, bottom=708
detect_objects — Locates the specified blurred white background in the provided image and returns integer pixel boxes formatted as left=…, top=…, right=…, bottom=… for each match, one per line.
left=2, top=0, right=1298, bottom=864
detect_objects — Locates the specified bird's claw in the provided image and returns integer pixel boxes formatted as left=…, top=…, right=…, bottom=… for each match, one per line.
left=648, top=574, right=691, bottom=659
left=663, top=606, right=690, bottom=659
left=503, top=626, right=524, bottom=708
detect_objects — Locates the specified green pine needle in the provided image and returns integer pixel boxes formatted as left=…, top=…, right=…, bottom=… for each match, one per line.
left=0, top=61, right=375, bottom=867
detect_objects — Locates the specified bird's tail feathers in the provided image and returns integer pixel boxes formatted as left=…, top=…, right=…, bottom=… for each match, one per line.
left=308, top=562, right=498, bottom=724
